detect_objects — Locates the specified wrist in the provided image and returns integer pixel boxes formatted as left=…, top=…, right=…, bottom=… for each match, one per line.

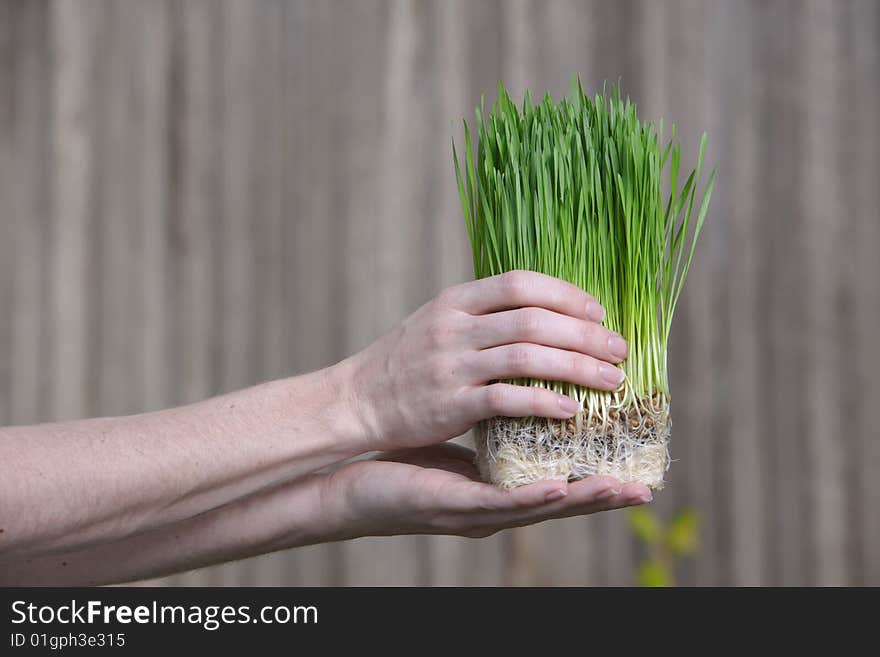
left=314, top=354, right=382, bottom=456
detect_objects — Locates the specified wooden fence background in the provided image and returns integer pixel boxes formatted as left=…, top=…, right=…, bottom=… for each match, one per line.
left=1, top=0, right=878, bottom=586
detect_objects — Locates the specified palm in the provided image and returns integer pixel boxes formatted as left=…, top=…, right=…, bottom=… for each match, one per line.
left=332, top=443, right=652, bottom=538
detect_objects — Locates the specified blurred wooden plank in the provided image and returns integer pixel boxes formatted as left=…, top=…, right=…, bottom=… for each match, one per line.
left=427, top=0, right=471, bottom=327
left=500, top=0, right=546, bottom=589
left=253, top=0, right=287, bottom=385
left=96, top=0, right=135, bottom=417
left=587, top=0, right=646, bottom=587
left=592, top=0, right=642, bottom=93
left=0, top=1, right=13, bottom=426
left=92, top=0, right=169, bottom=417
left=129, top=0, right=170, bottom=414
left=339, top=0, right=425, bottom=586
left=422, top=0, right=508, bottom=587
left=540, top=0, right=596, bottom=98
left=281, top=0, right=341, bottom=587
left=753, top=0, right=809, bottom=586
left=9, top=0, right=51, bottom=426
left=498, top=0, right=535, bottom=102
left=633, top=3, right=676, bottom=586
left=850, top=0, right=880, bottom=586
left=95, top=3, right=171, bottom=588
left=218, top=0, right=258, bottom=399
left=168, top=0, right=221, bottom=409
left=696, top=0, right=735, bottom=585
left=664, top=0, right=720, bottom=588
left=462, top=0, right=513, bottom=585
left=801, top=0, right=849, bottom=586
left=715, top=0, right=766, bottom=586
left=837, top=1, right=871, bottom=586
left=171, top=0, right=262, bottom=587
left=209, top=0, right=261, bottom=586
left=238, top=0, right=289, bottom=587
left=157, top=0, right=224, bottom=586
left=49, top=0, right=102, bottom=421
left=501, top=0, right=596, bottom=587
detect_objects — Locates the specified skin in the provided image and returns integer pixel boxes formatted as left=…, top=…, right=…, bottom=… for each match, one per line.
left=0, top=271, right=650, bottom=585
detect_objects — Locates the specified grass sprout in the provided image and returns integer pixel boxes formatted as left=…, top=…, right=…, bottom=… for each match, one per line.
left=453, top=78, right=715, bottom=416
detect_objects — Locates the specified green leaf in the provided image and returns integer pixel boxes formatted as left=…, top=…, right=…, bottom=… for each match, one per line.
left=665, top=509, right=700, bottom=556
left=451, top=78, right=714, bottom=403
left=629, top=507, right=661, bottom=545
left=637, top=561, right=672, bottom=587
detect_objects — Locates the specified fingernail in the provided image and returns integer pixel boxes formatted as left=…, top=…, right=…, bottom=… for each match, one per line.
left=599, top=363, right=625, bottom=386
left=597, top=487, right=621, bottom=500
left=629, top=493, right=653, bottom=505
left=545, top=488, right=567, bottom=503
left=558, top=396, right=580, bottom=415
left=586, top=300, right=605, bottom=322
left=607, top=333, right=628, bottom=360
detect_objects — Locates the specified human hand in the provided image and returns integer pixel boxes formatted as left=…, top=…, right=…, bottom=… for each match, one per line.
left=341, top=270, right=628, bottom=451
left=321, top=444, right=652, bottom=539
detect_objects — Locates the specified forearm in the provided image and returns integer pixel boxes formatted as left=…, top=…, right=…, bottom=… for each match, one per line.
left=0, top=359, right=366, bottom=557
left=0, top=470, right=351, bottom=586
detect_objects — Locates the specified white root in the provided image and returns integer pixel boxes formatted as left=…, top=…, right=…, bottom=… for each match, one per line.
left=475, top=398, right=671, bottom=490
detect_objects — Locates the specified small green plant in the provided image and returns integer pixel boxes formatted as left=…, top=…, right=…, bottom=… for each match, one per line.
left=629, top=507, right=699, bottom=587
left=453, top=77, right=715, bottom=490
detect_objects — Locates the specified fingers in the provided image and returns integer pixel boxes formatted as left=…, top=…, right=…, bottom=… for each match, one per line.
left=473, top=475, right=623, bottom=512
left=454, top=476, right=653, bottom=535
left=439, top=270, right=604, bottom=321
left=469, top=344, right=626, bottom=392
left=445, top=475, right=646, bottom=515
left=463, top=383, right=583, bottom=423
left=447, top=478, right=572, bottom=513
left=485, top=481, right=652, bottom=532
left=469, top=306, right=628, bottom=363
left=552, top=477, right=653, bottom=510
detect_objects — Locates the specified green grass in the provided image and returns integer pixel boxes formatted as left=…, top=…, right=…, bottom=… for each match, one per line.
left=453, top=78, right=715, bottom=412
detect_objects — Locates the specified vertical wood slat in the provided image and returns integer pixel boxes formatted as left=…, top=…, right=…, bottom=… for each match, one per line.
left=760, top=0, right=810, bottom=585
left=210, top=0, right=260, bottom=587
left=160, top=0, right=223, bottom=586
left=97, top=3, right=171, bottom=588
left=218, top=0, right=258, bottom=401
left=719, top=0, right=766, bottom=586
left=588, top=0, right=643, bottom=587
left=49, top=0, right=104, bottom=423
left=10, top=0, right=51, bottom=427
left=96, top=0, right=133, bottom=418
left=850, top=0, right=880, bottom=586
left=663, top=0, right=718, bottom=587
left=501, top=0, right=598, bottom=587
left=500, top=0, right=547, bottom=588
left=693, top=0, right=731, bottom=585
left=632, top=0, right=675, bottom=587
left=425, top=0, right=511, bottom=586
left=130, top=0, right=170, bottom=416
left=237, top=0, right=289, bottom=587
left=801, top=0, right=849, bottom=587
left=424, top=0, right=508, bottom=587
left=0, top=1, right=13, bottom=426
left=282, top=0, right=342, bottom=587
left=339, top=0, right=425, bottom=586
left=170, top=0, right=221, bottom=410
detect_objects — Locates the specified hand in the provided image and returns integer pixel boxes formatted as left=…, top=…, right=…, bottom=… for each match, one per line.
left=322, top=444, right=653, bottom=539
left=343, top=270, right=629, bottom=451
